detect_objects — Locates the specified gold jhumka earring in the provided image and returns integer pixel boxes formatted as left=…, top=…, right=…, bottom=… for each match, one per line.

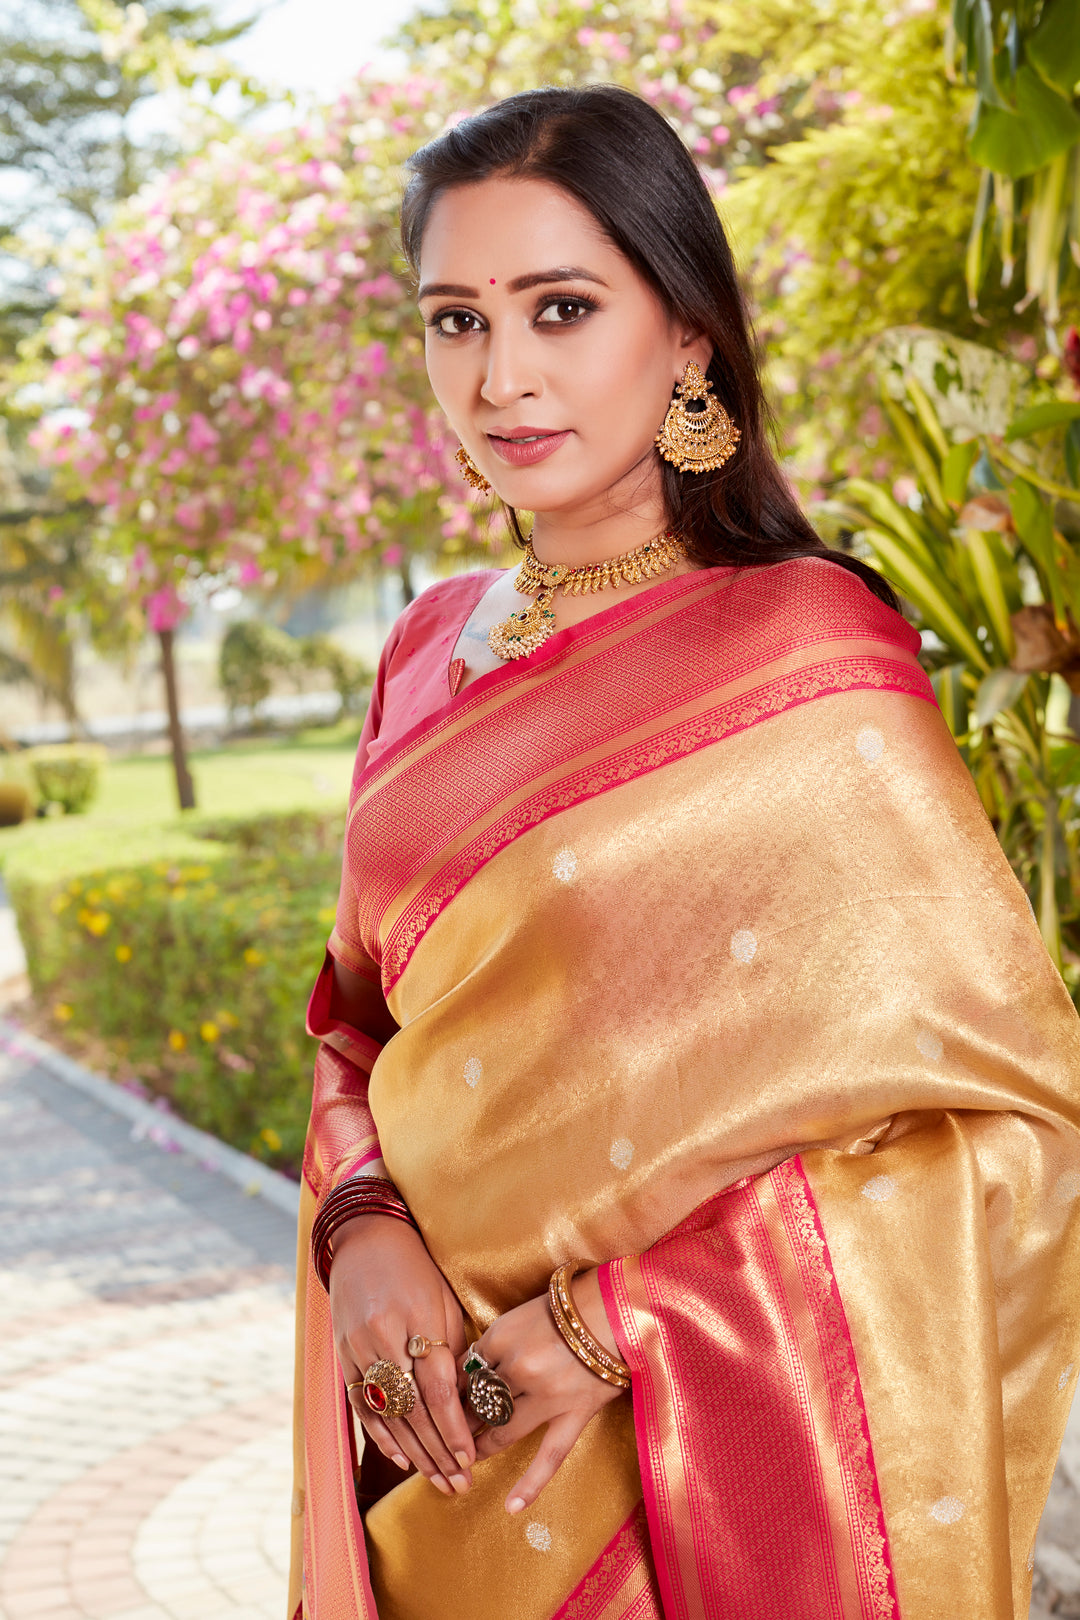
left=456, top=444, right=491, bottom=494
left=655, top=360, right=740, bottom=474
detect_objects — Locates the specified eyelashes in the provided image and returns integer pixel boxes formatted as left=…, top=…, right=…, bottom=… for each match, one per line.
left=424, top=291, right=601, bottom=337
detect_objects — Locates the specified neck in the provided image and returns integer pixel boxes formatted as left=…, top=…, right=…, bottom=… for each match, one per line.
left=529, top=508, right=671, bottom=567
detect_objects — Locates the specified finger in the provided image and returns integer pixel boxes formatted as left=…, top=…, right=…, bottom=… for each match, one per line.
left=349, top=1401, right=410, bottom=1472
left=398, top=1395, right=473, bottom=1491
left=414, top=1348, right=476, bottom=1470
left=505, top=1412, right=588, bottom=1514
left=473, top=1396, right=542, bottom=1462
left=343, top=1346, right=462, bottom=1491
left=377, top=1414, right=458, bottom=1494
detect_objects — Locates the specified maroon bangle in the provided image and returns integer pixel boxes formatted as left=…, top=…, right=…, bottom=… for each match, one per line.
left=311, top=1175, right=417, bottom=1291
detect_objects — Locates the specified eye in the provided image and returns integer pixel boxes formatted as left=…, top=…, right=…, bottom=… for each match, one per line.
left=430, top=309, right=483, bottom=336
left=536, top=297, right=594, bottom=326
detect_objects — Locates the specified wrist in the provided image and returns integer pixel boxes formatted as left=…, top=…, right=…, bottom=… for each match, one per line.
left=310, top=1173, right=417, bottom=1290
left=570, top=1266, right=620, bottom=1359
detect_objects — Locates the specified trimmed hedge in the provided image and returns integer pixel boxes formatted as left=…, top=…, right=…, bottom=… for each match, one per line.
left=2, top=807, right=345, bottom=1171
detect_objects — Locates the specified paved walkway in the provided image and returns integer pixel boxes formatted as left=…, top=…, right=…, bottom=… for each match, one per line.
left=0, top=1040, right=297, bottom=1620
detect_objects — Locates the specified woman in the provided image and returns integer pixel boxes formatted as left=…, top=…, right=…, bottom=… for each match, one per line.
left=289, top=85, right=1080, bottom=1620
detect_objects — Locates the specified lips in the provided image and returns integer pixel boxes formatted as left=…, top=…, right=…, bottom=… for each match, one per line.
left=486, top=429, right=570, bottom=467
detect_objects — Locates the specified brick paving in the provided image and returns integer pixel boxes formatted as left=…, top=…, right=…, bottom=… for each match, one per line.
left=0, top=1045, right=296, bottom=1620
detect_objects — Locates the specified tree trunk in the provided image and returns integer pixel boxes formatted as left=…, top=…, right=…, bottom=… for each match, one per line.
left=400, top=556, right=415, bottom=605
left=158, top=627, right=196, bottom=811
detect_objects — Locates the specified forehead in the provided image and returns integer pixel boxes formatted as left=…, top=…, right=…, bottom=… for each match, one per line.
left=418, top=176, right=621, bottom=282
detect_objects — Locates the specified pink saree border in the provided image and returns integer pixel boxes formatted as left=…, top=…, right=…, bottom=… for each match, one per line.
left=551, top=1503, right=661, bottom=1620
left=599, top=1159, right=899, bottom=1620
left=380, top=650, right=931, bottom=988
left=772, top=1158, right=900, bottom=1620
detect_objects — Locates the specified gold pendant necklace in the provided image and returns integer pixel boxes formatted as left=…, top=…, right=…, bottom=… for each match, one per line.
left=487, top=530, right=686, bottom=662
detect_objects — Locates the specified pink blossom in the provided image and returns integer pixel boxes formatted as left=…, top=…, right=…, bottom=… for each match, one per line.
left=145, top=586, right=186, bottom=632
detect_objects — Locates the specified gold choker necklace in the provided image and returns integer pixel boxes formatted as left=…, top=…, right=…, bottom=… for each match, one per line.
left=488, top=531, right=686, bottom=662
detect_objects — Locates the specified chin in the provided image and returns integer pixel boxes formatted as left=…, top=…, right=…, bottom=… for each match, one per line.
left=489, top=465, right=612, bottom=514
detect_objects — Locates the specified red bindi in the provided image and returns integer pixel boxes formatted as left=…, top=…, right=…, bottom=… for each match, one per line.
left=490, top=278, right=496, bottom=284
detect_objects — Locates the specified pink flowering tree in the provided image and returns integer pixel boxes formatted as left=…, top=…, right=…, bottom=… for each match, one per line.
left=33, top=77, right=499, bottom=806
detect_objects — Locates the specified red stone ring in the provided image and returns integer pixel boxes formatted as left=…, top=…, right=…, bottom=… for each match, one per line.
left=356, top=1359, right=415, bottom=1420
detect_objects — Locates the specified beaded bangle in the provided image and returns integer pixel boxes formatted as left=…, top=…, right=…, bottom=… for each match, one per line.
left=548, top=1260, right=631, bottom=1389
left=311, top=1175, right=417, bottom=1292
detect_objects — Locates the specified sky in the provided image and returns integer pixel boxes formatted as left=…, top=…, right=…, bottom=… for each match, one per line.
left=222, top=0, right=429, bottom=100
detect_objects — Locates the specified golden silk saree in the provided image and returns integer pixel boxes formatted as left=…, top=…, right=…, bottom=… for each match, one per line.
left=290, top=557, right=1080, bottom=1620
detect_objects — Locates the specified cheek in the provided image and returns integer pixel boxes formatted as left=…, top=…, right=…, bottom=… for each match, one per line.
left=572, top=331, right=670, bottom=445
left=423, top=339, right=464, bottom=419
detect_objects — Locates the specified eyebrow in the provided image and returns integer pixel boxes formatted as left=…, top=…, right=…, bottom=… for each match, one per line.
left=417, top=266, right=608, bottom=301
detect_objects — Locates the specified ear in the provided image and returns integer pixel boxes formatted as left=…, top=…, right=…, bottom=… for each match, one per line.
left=674, top=328, right=714, bottom=380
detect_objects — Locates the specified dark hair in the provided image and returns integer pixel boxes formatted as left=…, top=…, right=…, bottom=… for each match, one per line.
left=401, top=84, right=897, bottom=609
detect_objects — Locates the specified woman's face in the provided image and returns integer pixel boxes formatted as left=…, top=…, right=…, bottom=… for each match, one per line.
left=417, top=175, right=709, bottom=521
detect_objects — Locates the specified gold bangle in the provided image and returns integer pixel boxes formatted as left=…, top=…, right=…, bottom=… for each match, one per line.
left=548, top=1261, right=631, bottom=1389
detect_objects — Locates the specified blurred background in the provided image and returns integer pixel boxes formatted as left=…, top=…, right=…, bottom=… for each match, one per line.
left=0, top=2, right=1077, bottom=1613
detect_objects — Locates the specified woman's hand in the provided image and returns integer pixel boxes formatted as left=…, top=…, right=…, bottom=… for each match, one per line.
left=330, top=1213, right=476, bottom=1496
left=471, top=1267, right=626, bottom=1515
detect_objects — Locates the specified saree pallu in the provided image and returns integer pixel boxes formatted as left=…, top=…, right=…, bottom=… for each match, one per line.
left=290, top=558, right=1080, bottom=1620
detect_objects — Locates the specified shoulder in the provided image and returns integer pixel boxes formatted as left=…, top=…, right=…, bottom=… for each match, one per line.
left=382, top=569, right=501, bottom=662
left=730, top=554, right=919, bottom=656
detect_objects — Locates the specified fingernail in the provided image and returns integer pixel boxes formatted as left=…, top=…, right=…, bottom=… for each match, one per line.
left=455, top=1451, right=472, bottom=1469
left=449, top=1473, right=470, bottom=1494
left=431, top=1474, right=452, bottom=1495
left=393, top=1454, right=409, bottom=1471
left=506, top=1496, right=525, bottom=1514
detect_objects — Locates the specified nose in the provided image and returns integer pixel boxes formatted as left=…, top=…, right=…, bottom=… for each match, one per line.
left=479, top=322, right=540, bottom=409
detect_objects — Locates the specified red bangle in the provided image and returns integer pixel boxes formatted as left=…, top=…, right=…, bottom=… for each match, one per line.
left=311, top=1175, right=417, bottom=1291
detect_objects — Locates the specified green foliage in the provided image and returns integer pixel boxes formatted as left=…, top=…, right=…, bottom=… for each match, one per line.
left=297, top=634, right=372, bottom=717
left=712, top=0, right=1074, bottom=488
left=219, top=620, right=300, bottom=718
left=824, top=327, right=1080, bottom=982
left=3, top=805, right=345, bottom=1169
left=219, top=621, right=372, bottom=722
left=950, top=0, right=1079, bottom=317
left=25, top=742, right=106, bottom=814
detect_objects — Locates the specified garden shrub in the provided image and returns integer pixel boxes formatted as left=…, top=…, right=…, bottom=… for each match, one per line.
left=219, top=619, right=372, bottom=724
left=26, top=744, right=107, bottom=814
left=219, top=620, right=299, bottom=717
left=2, top=805, right=346, bottom=1172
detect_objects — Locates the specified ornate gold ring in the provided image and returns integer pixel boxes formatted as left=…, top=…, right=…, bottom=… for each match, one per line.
left=360, top=1359, right=415, bottom=1420
left=462, top=1344, right=514, bottom=1427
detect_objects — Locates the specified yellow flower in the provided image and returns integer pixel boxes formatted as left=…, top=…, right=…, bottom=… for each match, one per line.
left=260, top=1126, right=283, bottom=1152
left=84, top=910, right=110, bottom=937
left=167, top=1029, right=187, bottom=1052
left=50, top=894, right=69, bottom=914
left=243, top=947, right=265, bottom=967
left=217, top=1009, right=240, bottom=1030
left=171, top=885, right=187, bottom=902
left=68, top=880, right=83, bottom=896
left=318, top=906, right=336, bottom=925
left=106, top=879, right=127, bottom=902
left=54, top=1002, right=74, bottom=1022
left=115, top=944, right=133, bottom=963
left=200, top=1020, right=220, bottom=1043
left=86, top=887, right=103, bottom=905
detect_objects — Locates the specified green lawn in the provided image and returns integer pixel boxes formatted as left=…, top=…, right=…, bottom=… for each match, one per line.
left=0, top=722, right=361, bottom=877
